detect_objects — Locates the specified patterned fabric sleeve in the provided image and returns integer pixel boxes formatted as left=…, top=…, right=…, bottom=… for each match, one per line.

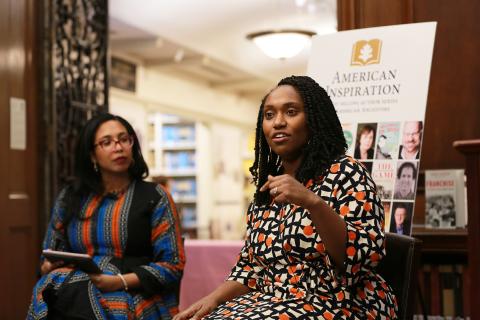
left=328, top=159, right=385, bottom=287
left=131, top=185, right=185, bottom=295
left=42, top=187, right=70, bottom=252
left=226, top=203, right=261, bottom=290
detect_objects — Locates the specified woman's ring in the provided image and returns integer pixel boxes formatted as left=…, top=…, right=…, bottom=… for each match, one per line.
left=272, top=187, right=278, bottom=196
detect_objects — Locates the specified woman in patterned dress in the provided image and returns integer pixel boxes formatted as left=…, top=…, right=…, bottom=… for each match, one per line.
left=175, top=76, right=397, bottom=320
left=28, top=113, right=185, bottom=319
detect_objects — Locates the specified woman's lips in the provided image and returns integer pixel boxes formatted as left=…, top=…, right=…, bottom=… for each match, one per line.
left=272, top=136, right=290, bottom=143
left=113, top=157, right=127, bottom=164
left=272, top=133, right=290, bottom=143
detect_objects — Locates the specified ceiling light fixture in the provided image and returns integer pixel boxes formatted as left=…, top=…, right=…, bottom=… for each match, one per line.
left=246, top=29, right=316, bottom=60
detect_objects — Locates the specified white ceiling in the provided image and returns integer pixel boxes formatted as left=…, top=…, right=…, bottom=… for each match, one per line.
left=109, top=0, right=337, bottom=100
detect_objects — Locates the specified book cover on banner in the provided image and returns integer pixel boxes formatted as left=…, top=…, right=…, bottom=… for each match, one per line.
left=372, top=160, right=396, bottom=201
left=425, top=169, right=467, bottom=228
left=341, top=123, right=356, bottom=157
left=375, top=122, right=400, bottom=160
left=382, top=201, right=392, bottom=232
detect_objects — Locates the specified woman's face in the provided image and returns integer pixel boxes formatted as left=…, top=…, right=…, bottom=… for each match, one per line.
left=91, top=120, right=134, bottom=175
left=262, top=85, right=309, bottom=161
left=359, top=130, right=374, bottom=150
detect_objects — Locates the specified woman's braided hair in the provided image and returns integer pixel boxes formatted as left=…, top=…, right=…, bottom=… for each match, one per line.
left=249, top=75, right=347, bottom=206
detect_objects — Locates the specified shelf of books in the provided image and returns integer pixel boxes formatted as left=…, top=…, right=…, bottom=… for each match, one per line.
left=147, top=113, right=200, bottom=239
left=409, top=169, right=469, bottom=318
left=409, top=169, right=469, bottom=319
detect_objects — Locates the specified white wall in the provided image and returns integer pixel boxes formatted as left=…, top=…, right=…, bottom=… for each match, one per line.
left=110, top=94, right=148, bottom=153
left=210, top=123, right=247, bottom=239
left=109, top=62, right=258, bottom=239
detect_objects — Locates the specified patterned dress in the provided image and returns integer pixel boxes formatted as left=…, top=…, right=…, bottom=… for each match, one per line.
left=27, top=180, right=185, bottom=320
left=206, top=156, right=397, bottom=319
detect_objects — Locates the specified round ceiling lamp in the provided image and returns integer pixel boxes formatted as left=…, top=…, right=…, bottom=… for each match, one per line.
left=246, top=29, right=316, bottom=60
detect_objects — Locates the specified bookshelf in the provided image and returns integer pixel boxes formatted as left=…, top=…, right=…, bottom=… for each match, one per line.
left=411, top=227, right=468, bottom=317
left=148, top=113, right=200, bottom=238
left=412, top=227, right=467, bottom=263
left=454, top=139, right=480, bottom=320
left=408, top=138, right=480, bottom=318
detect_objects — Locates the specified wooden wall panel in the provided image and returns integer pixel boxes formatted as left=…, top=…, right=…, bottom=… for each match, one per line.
left=7, top=227, right=35, bottom=317
left=338, top=0, right=413, bottom=30
left=413, top=0, right=480, bottom=170
left=337, top=0, right=480, bottom=317
left=337, top=0, right=480, bottom=170
left=0, top=0, right=9, bottom=313
left=0, top=0, right=39, bottom=318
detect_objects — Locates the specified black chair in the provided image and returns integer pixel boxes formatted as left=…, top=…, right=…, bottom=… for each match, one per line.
left=377, top=232, right=422, bottom=320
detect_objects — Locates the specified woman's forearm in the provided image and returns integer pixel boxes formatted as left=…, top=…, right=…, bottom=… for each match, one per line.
left=122, top=272, right=141, bottom=290
left=208, top=280, right=251, bottom=304
left=304, top=192, right=347, bottom=271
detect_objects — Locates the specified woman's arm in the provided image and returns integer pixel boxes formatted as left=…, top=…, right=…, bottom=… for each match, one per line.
left=173, top=281, right=250, bottom=320
left=261, top=174, right=347, bottom=270
left=40, top=188, right=72, bottom=274
left=175, top=202, right=258, bottom=319
left=88, top=272, right=141, bottom=292
left=302, top=192, right=347, bottom=271
left=128, top=186, right=185, bottom=295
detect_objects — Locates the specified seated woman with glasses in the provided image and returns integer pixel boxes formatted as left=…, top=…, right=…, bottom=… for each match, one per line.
left=28, top=113, right=185, bottom=319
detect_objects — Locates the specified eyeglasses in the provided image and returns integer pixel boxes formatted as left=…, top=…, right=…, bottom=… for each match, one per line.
left=94, top=134, right=133, bottom=151
left=403, top=131, right=421, bottom=138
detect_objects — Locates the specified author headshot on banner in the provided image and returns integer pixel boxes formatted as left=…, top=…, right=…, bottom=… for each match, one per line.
left=354, top=123, right=376, bottom=160
left=394, top=161, right=417, bottom=200
left=398, top=121, right=423, bottom=160
left=389, top=202, right=413, bottom=235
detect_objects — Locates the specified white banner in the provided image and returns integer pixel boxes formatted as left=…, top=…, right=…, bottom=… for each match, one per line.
left=308, top=22, right=436, bottom=236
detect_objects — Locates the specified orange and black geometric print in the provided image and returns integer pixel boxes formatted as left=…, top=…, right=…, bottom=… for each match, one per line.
left=205, top=156, right=397, bottom=319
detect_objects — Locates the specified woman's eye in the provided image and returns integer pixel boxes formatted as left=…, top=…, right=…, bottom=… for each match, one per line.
left=287, top=109, right=298, bottom=116
left=264, top=111, right=274, bottom=119
left=101, top=140, right=112, bottom=147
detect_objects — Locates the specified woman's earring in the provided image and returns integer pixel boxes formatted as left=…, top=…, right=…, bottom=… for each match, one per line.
left=93, top=161, right=99, bottom=172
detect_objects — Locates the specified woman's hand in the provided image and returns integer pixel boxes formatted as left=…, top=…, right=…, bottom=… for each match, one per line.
left=260, top=174, right=320, bottom=210
left=40, top=259, right=65, bottom=275
left=173, top=294, right=220, bottom=320
left=88, top=274, right=123, bottom=292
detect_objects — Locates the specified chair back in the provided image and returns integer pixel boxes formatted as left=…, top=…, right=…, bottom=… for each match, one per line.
left=376, top=232, right=422, bottom=320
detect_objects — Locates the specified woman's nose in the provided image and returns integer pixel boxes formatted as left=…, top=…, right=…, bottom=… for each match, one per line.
left=113, top=140, right=124, bottom=151
left=273, top=114, right=286, bottom=128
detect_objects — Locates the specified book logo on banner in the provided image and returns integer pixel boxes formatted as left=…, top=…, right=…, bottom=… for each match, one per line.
left=351, top=39, right=382, bottom=66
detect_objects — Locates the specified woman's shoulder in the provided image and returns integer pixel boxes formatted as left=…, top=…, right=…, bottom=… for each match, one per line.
left=327, top=155, right=364, bottom=173
left=320, top=155, right=372, bottom=183
left=55, top=184, right=76, bottom=203
left=134, top=180, right=171, bottom=202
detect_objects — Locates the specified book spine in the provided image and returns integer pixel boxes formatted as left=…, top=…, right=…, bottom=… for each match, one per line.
left=430, top=265, right=441, bottom=316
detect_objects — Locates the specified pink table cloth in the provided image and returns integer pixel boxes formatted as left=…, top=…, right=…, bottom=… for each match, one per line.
left=179, top=239, right=244, bottom=311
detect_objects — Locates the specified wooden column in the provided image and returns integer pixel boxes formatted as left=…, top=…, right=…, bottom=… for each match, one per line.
left=454, top=139, right=480, bottom=318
